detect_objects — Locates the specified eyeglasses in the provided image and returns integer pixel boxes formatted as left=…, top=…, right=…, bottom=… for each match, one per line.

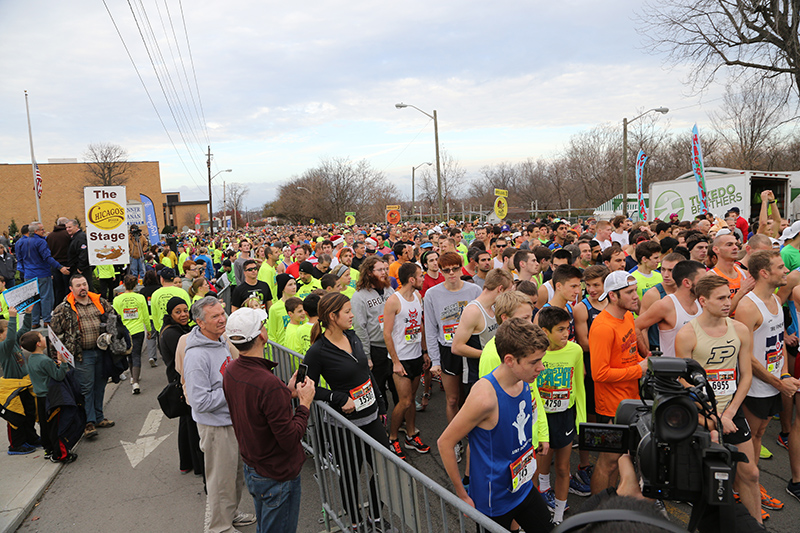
left=441, top=267, right=460, bottom=274
left=374, top=267, right=389, bottom=273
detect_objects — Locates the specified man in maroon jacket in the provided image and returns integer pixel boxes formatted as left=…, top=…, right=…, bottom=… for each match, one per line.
left=222, top=307, right=315, bottom=533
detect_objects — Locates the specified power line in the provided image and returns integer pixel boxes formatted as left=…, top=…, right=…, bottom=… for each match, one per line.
left=101, top=0, right=205, bottom=193
left=179, top=0, right=210, bottom=144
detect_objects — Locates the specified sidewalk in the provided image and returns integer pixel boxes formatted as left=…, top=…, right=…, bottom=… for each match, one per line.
left=0, top=381, right=120, bottom=533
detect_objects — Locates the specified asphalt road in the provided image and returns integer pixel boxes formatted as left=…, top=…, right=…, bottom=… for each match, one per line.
left=15, top=368, right=800, bottom=533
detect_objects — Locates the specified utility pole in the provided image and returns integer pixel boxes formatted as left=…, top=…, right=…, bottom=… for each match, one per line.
left=434, top=110, right=442, bottom=221
left=207, top=146, right=213, bottom=237
left=223, top=180, right=226, bottom=231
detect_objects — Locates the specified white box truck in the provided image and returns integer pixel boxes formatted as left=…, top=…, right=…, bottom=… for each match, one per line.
left=649, top=167, right=800, bottom=222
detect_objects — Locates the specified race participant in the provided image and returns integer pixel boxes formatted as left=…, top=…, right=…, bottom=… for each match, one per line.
left=424, top=251, right=482, bottom=460
left=572, top=264, right=609, bottom=487
left=285, top=244, right=311, bottom=279
left=256, top=245, right=279, bottom=301
left=634, top=260, right=705, bottom=358
left=296, top=262, right=323, bottom=299
left=535, top=306, right=588, bottom=522
left=352, top=255, right=396, bottom=405
left=589, top=271, right=648, bottom=494
left=687, top=236, right=710, bottom=264
left=470, top=249, right=493, bottom=289
left=536, top=250, right=572, bottom=310
left=284, top=293, right=320, bottom=357
left=420, top=250, right=443, bottom=297
left=595, top=221, right=613, bottom=251
left=601, top=245, right=626, bottom=273
left=674, top=274, right=761, bottom=523
left=629, top=241, right=662, bottom=299
left=266, top=274, right=298, bottom=346
left=712, top=233, right=755, bottom=316
left=303, top=293, right=390, bottom=531
left=534, top=265, right=582, bottom=342
left=735, top=250, right=800, bottom=514
left=383, top=262, right=431, bottom=459
left=438, top=318, right=553, bottom=532
left=230, top=259, right=273, bottom=312
left=513, top=249, right=541, bottom=285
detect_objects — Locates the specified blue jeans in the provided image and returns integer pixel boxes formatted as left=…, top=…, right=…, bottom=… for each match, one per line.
left=129, top=257, right=146, bottom=279
left=243, top=463, right=301, bottom=533
left=75, top=349, right=106, bottom=424
left=27, top=276, right=54, bottom=325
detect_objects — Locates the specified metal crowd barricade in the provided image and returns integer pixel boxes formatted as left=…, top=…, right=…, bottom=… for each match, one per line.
left=268, top=341, right=506, bottom=533
left=216, top=283, right=232, bottom=312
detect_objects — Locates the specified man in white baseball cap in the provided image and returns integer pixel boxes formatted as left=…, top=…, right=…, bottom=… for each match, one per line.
left=589, top=270, right=648, bottom=494
left=222, top=307, right=314, bottom=532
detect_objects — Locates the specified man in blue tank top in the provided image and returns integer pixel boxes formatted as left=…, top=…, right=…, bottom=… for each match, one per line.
left=438, top=318, right=554, bottom=531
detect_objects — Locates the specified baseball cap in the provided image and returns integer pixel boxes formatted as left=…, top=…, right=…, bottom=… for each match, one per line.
left=420, top=242, right=434, bottom=249
left=226, top=308, right=268, bottom=344
left=511, top=231, right=522, bottom=240
left=780, top=220, right=800, bottom=242
left=598, top=271, right=638, bottom=302
left=501, top=224, right=511, bottom=232
left=715, top=228, right=732, bottom=237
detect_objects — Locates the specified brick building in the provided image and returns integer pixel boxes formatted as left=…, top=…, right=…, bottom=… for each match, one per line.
left=0, top=161, right=208, bottom=235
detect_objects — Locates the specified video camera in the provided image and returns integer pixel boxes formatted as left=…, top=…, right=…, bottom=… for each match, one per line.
left=580, top=358, right=748, bottom=530
left=129, top=224, right=142, bottom=237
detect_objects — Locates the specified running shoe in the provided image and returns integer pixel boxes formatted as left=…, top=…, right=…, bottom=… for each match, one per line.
left=760, top=484, right=784, bottom=510
left=232, top=512, right=257, bottom=527
left=7, top=443, right=36, bottom=455
left=404, top=433, right=431, bottom=454
left=777, top=433, right=789, bottom=451
left=786, top=480, right=800, bottom=503
left=761, top=508, right=770, bottom=521
left=389, top=439, right=407, bottom=460
left=541, top=487, right=556, bottom=512
left=574, top=464, right=593, bottom=487
left=760, top=445, right=773, bottom=460
left=569, top=475, right=591, bottom=496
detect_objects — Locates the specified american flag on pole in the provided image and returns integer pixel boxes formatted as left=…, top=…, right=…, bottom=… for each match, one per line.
left=34, top=162, right=42, bottom=199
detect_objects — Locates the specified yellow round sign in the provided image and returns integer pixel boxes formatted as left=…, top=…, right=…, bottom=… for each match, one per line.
left=88, top=200, right=125, bottom=230
left=345, top=215, right=356, bottom=226
left=494, top=196, right=508, bottom=220
left=310, top=219, right=315, bottom=224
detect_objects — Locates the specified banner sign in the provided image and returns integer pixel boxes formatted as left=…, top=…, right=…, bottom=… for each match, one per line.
left=691, top=124, right=709, bottom=215
left=3, top=278, right=39, bottom=312
left=85, top=186, right=130, bottom=266
left=139, top=194, right=161, bottom=245
left=48, top=326, right=74, bottom=367
left=635, top=150, right=648, bottom=221
left=494, top=188, right=508, bottom=198
left=126, top=203, right=144, bottom=227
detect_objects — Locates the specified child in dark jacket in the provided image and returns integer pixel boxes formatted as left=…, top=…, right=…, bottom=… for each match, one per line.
left=20, top=331, right=74, bottom=463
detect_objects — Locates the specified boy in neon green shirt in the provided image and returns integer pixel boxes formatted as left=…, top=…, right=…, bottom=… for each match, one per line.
left=282, top=297, right=306, bottom=352
left=112, top=275, right=151, bottom=393
left=534, top=306, right=587, bottom=523
left=630, top=241, right=663, bottom=300
left=267, top=275, right=297, bottom=347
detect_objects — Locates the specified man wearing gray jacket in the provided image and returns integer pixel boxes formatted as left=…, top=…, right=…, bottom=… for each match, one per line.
left=183, top=296, right=255, bottom=533
left=351, top=255, right=397, bottom=405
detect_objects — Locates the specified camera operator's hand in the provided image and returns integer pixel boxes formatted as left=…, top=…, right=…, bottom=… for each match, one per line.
left=616, top=454, right=647, bottom=500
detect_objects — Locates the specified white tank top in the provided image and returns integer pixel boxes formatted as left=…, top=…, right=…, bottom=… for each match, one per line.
left=659, top=294, right=702, bottom=358
left=464, top=299, right=498, bottom=349
left=745, top=292, right=784, bottom=398
left=390, top=292, right=424, bottom=361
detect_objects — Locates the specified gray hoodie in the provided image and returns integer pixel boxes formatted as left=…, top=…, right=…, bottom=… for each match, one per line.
left=351, top=286, right=395, bottom=359
left=183, top=326, right=234, bottom=426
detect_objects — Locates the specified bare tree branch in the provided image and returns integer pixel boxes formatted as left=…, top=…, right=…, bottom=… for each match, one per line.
left=82, top=143, right=131, bottom=186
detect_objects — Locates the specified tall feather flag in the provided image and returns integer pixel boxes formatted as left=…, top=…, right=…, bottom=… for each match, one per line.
left=635, top=149, right=648, bottom=221
left=691, top=124, right=709, bottom=215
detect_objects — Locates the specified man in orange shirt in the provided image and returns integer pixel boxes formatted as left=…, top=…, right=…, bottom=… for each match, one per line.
left=588, top=270, right=649, bottom=494
left=388, top=242, right=412, bottom=283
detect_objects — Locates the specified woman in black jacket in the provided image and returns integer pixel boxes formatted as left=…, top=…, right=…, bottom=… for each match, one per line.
left=159, top=296, right=203, bottom=476
left=304, top=292, right=389, bottom=530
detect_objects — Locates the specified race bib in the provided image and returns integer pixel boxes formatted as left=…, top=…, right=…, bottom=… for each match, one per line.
left=378, top=314, right=385, bottom=332
left=123, top=308, right=139, bottom=320
left=443, top=323, right=457, bottom=343
left=404, top=324, right=422, bottom=344
left=510, top=446, right=536, bottom=492
left=707, top=368, right=737, bottom=395
left=766, top=352, right=782, bottom=376
left=540, top=388, right=571, bottom=413
left=349, top=379, right=376, bottom=412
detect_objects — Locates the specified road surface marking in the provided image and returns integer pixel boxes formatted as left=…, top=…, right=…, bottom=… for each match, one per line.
left=120, top=409, right=171, bottom=468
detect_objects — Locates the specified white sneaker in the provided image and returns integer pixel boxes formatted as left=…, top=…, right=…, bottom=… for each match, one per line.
left=232, top=512, right=256, bottom=527
left=132, top=383, right=140, bottom=395
left=149, top=358, right=158, bottom=368
left=119, top=372, right=129, bottom=381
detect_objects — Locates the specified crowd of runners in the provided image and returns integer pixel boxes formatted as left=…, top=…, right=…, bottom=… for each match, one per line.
left=2, top=191, right=800, bottom=532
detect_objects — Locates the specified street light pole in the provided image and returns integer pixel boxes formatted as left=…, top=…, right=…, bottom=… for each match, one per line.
left=207, top=164, right=232, bottom=236
left=396, top=103, right=443, bottom=220
left=621, top=107, right=669, bottom=217
left=411, top=162, right=432, bottom=220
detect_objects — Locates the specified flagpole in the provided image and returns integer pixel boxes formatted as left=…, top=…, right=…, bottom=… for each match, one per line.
left=25, top=90, right=42, bottom=222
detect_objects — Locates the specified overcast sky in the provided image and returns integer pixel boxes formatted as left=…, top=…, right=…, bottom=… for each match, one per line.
left=0, top=0, right=730, bottom=210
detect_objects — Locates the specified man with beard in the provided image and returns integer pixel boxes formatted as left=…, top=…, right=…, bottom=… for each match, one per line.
left=589, top=271, right=648, bottom=494
left=383, top=262, right=431, bottom=458
left=352, top=255, right=397, bottom=404
left=634, top=260, right=705, bottom=358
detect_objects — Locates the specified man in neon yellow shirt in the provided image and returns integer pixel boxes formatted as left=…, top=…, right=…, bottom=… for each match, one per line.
left=296, top=262, right=322, bottom=299
left=150, top=268, right=191, bottom=333
left=112, top=275, right=151, bottom=394
left=257, top=245, right=279, bottom=303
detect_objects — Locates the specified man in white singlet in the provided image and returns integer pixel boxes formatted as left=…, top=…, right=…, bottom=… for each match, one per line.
left=735, top=250, right=800, bottom=514
left=675, top=275, right=761, bottom=523
left=634, top=260, right=705, bottom=357
left=383, top=262, right=431, bottom=458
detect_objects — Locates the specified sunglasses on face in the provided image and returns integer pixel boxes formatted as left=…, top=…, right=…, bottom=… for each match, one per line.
left=245, top=267, right=258, bottom=272
left=441, top=267, right=460, bottom=274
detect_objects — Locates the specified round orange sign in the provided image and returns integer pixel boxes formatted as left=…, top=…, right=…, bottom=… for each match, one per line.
left=386, top=209, right=401, bottom=225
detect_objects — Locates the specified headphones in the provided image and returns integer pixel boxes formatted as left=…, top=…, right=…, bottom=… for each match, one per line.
left=551, top=509, right=687, bottom=533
